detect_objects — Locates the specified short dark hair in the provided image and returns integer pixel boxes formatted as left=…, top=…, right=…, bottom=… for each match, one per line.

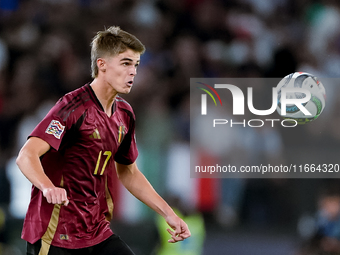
left=90, top=26, right=145, bottom=78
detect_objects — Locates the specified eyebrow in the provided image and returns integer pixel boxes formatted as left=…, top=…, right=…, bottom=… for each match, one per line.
left=120, top=58, right=140, bottom=63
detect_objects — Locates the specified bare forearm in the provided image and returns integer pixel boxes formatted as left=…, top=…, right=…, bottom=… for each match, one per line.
left=16, top=138, right=69, bottom=205
left=16, top=137, right=55, bottom=191
left=116, top=162, right=191, bottom=243
left=117, top=164, right=175, bottom=218
left=16, top=149, right=54, bottom=191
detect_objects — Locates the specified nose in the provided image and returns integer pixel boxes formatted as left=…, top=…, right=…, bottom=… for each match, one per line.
left=130, top=66, right=137, bottom=76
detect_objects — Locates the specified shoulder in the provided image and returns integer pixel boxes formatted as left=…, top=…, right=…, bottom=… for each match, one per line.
left=59, top=86, right=91, bottom=106
left=54, top=85, right=91, bottom=122
left=115, top=96, right=135, bottom=119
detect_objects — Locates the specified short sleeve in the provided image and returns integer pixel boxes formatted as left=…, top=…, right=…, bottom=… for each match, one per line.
left=29, top=97, right=79, bottom=151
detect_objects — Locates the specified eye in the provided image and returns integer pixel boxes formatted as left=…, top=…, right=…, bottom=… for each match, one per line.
left=122, top=62, right=130, bottom=66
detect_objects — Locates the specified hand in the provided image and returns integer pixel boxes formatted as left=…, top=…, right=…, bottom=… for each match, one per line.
left=43, top=187, right=69, bottom=206
left=165, top=214, right=191, bottom=243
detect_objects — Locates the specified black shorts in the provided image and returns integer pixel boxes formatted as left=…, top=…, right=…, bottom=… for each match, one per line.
left=26, top=234, right=135, bottom=255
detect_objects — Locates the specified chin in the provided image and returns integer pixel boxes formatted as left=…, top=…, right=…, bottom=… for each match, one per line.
left=119, top=88, right=132, bottom=94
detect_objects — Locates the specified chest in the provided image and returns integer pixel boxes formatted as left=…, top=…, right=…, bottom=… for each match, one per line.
left=78, top=107, right=129, bottom=152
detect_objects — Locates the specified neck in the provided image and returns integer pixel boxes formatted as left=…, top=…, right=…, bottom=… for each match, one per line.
left=90, top=79, right=117, bottom=116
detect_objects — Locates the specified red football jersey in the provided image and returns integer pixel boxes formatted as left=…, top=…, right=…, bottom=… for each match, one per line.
left=21, top=84, right=138, bottom=249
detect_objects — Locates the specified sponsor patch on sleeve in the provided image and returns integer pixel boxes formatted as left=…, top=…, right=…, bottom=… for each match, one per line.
left=45, top=120, right=65, bottom=139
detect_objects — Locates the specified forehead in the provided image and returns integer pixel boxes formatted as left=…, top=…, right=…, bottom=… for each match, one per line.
left=112, top=49, right=141, bottom=62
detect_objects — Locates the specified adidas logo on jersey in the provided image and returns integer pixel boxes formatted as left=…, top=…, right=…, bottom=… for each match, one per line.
left=60, top=234, right=69, bottom=240
left=89, top=128, right=101, bottom=139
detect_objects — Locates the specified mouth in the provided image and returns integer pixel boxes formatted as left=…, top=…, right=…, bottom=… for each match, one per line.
left=126, top=81, right=133, bottom=87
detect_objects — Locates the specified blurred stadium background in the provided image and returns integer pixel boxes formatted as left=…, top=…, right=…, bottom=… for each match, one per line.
left=0, top=0, right=340, bottom=254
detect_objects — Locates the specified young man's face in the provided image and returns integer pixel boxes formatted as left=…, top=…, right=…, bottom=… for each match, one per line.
left=100, top=48, right=140, bottom=94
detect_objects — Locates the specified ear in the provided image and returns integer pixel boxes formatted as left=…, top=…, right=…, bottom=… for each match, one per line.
left=97, top=58, right=106, bottom=73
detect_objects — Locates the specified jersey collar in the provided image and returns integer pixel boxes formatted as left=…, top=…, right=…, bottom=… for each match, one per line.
left=85, top=83, right=116, bottom=115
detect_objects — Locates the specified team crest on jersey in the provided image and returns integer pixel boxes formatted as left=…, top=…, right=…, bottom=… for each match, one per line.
left=45, top=120, right=65, bottom=139
left=118, top=124, right=126, bottom=143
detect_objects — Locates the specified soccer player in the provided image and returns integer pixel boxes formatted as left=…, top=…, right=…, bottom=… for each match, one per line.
left=16, top=26, right=191, bottom=255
